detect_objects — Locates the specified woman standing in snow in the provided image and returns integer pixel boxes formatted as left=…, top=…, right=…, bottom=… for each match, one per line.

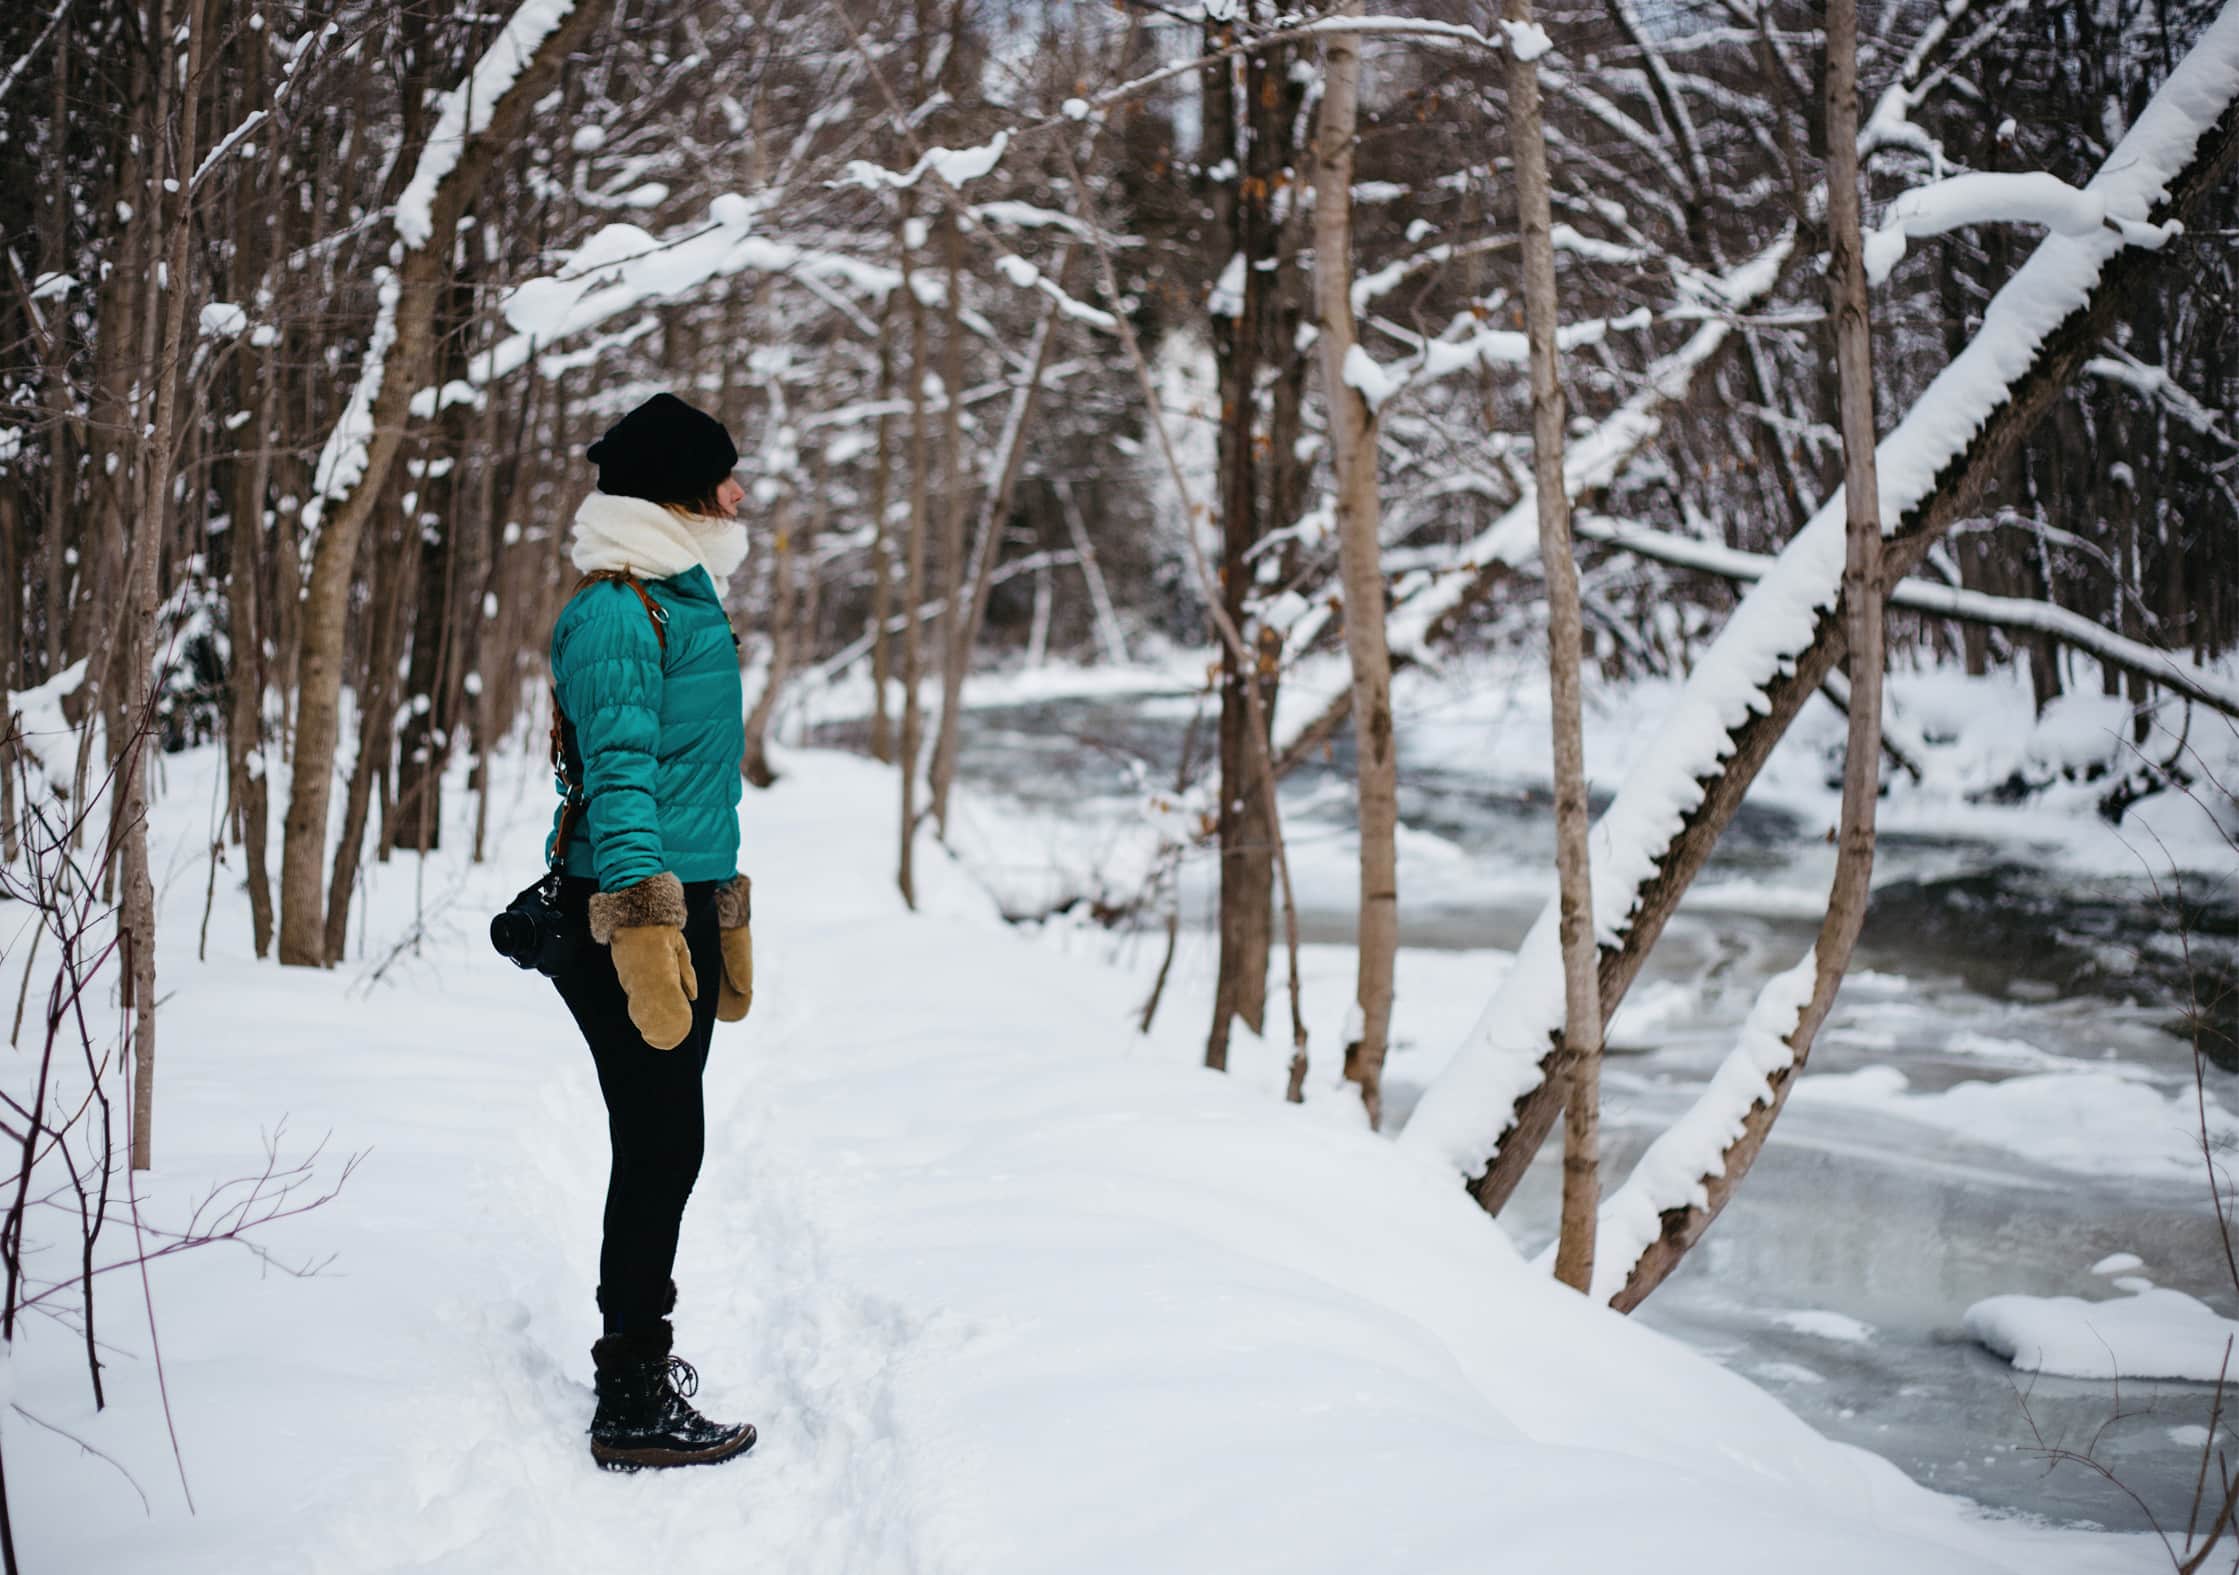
left=546, top=392, right=758, bottom=1471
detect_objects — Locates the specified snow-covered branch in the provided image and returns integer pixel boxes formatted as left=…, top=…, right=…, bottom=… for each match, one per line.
left=1575, top=512, right=2239, bottom=718
left=2084, top=347, right=2238, bottom=448
left=394, top=0, right=585, bottom=250
left=1864, top=169, right=2183, bottom=283
left=840, top=131, right=1010, bottom=193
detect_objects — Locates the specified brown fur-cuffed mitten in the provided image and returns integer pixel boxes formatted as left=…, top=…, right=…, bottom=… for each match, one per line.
left=589, top=873, right=697, bottom=1050
left=714, top=874, right=753, bottom=1023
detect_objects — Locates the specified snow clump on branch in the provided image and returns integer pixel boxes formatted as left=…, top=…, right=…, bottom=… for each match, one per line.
left=841, top=132, right=1011, bottom=193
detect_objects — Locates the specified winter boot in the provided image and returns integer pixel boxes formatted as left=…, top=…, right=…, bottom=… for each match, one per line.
left=588, top=1322, right=757, bottom=1472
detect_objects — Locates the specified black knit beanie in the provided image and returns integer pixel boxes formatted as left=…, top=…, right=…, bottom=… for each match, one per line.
left=585, top=393, right=739, bottom=505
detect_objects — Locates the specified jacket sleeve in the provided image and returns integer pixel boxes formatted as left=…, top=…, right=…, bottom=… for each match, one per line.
left=552, top=588, right=667, bottom=891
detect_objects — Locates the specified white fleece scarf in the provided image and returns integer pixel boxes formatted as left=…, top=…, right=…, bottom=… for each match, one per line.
left=568, top=491, right=750, bottom=595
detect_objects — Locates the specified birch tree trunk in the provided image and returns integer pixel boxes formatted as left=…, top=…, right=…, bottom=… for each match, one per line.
left=1310, top=4, right=1399, bottom=1130
left=1506, top=0, right=1604, bottom=1289
left=276, top=0, right=609, bottom=965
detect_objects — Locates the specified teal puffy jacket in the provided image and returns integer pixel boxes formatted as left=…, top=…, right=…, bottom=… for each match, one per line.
left=545, top=564, right=744, bottom=889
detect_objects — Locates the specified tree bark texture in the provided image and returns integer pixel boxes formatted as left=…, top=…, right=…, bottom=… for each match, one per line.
left=121, top=0, right=207, bottom=1167
left=897, top=210, right=931, bottom=909
left=1504, top=0, right=1604, bottom=1290
left=1310, top=4, right=1399, bottom=1130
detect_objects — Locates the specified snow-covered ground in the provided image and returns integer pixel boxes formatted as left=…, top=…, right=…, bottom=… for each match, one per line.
left=799, top=649, right=2239, bottom=1531
left=6, top=736, right=2172, bottom=1572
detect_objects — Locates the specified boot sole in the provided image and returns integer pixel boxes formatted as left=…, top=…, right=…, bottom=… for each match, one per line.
left=593, top=1424, right=757, bottom=1473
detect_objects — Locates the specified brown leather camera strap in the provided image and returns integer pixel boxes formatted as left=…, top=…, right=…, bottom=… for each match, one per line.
left=546, top=569, right=670, bottom=869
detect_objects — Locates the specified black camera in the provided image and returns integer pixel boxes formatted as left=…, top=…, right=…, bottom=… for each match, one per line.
left=491, top=871, right=585, bottom=976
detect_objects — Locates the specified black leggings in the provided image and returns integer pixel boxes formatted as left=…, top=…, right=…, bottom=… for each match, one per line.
left=552, top=875, right=725, bottom=1336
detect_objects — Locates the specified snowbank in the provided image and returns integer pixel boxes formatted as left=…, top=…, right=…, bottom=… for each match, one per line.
left=9, top=742, right=2154, bottom=1572
left=1968, top=1283, right=2239, bottom=1382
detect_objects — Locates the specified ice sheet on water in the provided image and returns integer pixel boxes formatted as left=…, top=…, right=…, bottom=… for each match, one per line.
left=1774, top=1310, right=1878, bottom=1344
left=1793, top=1063, right=2234, bottom=1182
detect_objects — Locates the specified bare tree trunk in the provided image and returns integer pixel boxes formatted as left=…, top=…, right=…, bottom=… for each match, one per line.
left=1435, top=0, right=2239, bottom=1221
left=0, top=489, right=17, bottom=866
left=1204, top=29, right=1296, bottom=1074
left=225, top=360, right=279, bottom=957
left=120, top=0, right=207, bottom=1169
left=392, top=270, right=486, bottom=859
left=276, top=0, right=610, bottom=965
left=867, top=306, right=898, bottom=764
left=37, top=17, right=72, bottom=693
left=1504, top=0, right=1604, bottom=1290
left=929, top=213, right=971, bottom=838
left=1025, top=557, right=1051, bottom=668
left=795, top=458, right=827, bottom=745
left=1052, top=106, right=1311, bottom=1102
left=1310, top=5, right=1398, bottom=1130
left=742, top=493, right=796, bottom=788
left=925, top=273, right=1068, bottom=839
left=1054, top=478, right=1126, bottom=665
left=897, top=209, right=930, bottom=909
left=324, top=498, right=419, bottom=964
left=1607, top=0, right=1887, bottom=1309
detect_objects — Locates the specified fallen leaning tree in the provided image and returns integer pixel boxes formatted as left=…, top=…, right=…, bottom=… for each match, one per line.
left=1397, top=12, right=2239, bottom=1238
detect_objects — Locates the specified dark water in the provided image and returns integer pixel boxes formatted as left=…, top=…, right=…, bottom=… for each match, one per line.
left=814, top=689, right=2239, bottom=1532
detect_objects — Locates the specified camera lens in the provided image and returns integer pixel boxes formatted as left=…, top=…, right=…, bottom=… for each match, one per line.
left=491, top=908, right=538, bottom=966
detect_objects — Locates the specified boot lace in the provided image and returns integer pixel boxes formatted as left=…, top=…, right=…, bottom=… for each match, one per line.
left=660, top=1356, right=700, bottom=1400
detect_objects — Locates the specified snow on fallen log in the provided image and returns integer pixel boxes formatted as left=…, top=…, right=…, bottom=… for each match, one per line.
left=1399, top=9, right=2239, bottom=1193
left=1569, top=953, right=1817, bottom=1304
left=1967, top=1284, right=2239, bottom=1381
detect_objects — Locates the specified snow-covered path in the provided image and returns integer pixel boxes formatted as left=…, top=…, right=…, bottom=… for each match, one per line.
left=18, top=746, right=2159, bottom=1572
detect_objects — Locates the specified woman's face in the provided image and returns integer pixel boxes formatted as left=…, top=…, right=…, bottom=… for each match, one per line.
left=713, top=477, right=746, bottom=518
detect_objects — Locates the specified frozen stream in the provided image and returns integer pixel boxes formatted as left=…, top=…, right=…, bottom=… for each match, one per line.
left=809, top=685, right=2238, bottom=1534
